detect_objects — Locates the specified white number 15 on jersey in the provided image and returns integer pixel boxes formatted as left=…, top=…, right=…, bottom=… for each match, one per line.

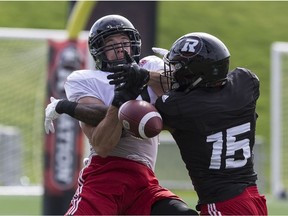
left=207, top=122, right=251, bottom=169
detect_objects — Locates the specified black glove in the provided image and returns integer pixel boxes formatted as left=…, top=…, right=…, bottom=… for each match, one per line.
left=107, top=51, right=150, bottom=91
left=111, top=87, right=141, bottom=108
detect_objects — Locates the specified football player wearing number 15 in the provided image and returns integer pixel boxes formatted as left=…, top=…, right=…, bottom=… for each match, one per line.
left=155, top=32, right=268, bottom=215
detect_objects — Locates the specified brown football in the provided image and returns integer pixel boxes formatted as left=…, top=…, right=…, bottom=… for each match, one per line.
left=118, top=100, right=163, bottom=139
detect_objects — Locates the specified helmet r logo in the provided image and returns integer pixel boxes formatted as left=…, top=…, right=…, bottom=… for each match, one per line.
left=181, top=39, right=199, bottom=53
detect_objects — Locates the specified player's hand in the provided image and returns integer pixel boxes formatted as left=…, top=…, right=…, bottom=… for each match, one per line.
left=44, top=97, right=62, bottom=134
left=107, top=51, right=150, bottom=91
left=112, top=87, right=142, bottom=108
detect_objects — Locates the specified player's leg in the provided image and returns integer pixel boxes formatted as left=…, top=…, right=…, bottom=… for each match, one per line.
left=65, top=156, right=120, bottom=215
left=120, top=159, right=198, bottom=215
left=199, top=186, right=267, bottom=215
left=151, top=198, right=199, bottom=215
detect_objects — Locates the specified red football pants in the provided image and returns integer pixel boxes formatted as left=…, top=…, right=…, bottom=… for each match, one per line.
left=200, top=186, right=267, bottom=215
left=65, top=156, right=181, bottom=215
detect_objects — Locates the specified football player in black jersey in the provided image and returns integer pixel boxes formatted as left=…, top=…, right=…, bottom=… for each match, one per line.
left=106, top=31, right=268, bottom=215
left=154, top=32, right=268, bottom=215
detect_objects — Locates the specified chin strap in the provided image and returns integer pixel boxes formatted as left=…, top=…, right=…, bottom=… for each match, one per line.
left=184, top=77, right=203, bottom=93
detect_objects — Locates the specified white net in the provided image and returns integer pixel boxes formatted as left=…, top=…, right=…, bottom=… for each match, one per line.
left=271, top=42, right=288, bottom=199
left=0, top=37, right=46, bottom=185
left=0, top=28, right=91, bottom=190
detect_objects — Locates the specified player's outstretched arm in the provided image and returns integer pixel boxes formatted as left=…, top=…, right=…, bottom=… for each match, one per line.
left=89, top=77, right=146, bottom=157
left=89, top=105, right=122, bottom=157
left=44, top=97, right=108, bottom=134
left=148, top=71, right=165, bottom=96
left=71, top=103, right=107, bottom=126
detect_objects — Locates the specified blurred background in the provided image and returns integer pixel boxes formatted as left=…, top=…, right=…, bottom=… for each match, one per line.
left=0, top=1, right=288, bottom=215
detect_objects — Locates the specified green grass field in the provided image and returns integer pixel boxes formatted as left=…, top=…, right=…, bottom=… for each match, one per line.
left=1, top=1, right=288, bottom=215
left=0, top=191, right=287, bottom=215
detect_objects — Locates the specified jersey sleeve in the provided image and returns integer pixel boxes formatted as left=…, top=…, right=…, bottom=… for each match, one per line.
left=233, top=67, right=260, bottom=102
left=139, top=55, right=164, bottom=104
left=64, top=69, right=113, bottom=104
left=155, top=92, right=184, bottom=130
left=139, top=55, right=165, bottom=72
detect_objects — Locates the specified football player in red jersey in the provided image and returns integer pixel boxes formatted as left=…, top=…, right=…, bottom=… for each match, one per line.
left=109, top=32, right=268, bottom=215
left=45, top=15, right=198, bottom=215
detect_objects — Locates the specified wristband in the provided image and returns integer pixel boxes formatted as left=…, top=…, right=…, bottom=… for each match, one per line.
left=55, top=100, right=77, bottom=117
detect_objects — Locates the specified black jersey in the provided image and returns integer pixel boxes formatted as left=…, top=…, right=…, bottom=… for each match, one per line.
left=155, top=67, right=259, bottom=204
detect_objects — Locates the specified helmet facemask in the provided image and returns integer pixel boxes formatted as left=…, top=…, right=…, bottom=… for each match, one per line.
left=89, top=27, right=141, bottom=70
left=161, top=52, right=204, bottom=92
left=88, top=15, right=141, bottom=70
left=160, top=59, right=181, bottom=92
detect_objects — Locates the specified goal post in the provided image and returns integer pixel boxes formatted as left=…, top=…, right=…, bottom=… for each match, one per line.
left=270, top=42, right=288, bottom=199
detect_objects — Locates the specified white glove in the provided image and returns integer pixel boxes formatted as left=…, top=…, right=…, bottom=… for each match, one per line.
left=44, top=97, right=62, bottom=134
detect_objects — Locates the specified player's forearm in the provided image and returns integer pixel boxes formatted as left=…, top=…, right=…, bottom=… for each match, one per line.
left=148, top=71, right=165, bottom=96
left=74, top=104, right=107, bottom=126
left=56, top=100, right=108, bottom=126
left=90, top=105, right=122, bottom=157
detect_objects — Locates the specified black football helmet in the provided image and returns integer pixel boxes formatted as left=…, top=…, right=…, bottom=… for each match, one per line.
left=161, top=32, right=230, bottom=92
left=88, top=14, right=141, bottom=70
